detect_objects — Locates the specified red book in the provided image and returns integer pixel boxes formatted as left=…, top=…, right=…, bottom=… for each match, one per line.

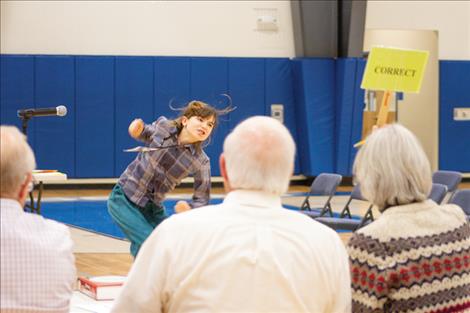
left=78, top=276, right=126, bottom=301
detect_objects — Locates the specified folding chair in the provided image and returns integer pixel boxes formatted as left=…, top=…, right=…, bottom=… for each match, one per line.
left=428, top=183, right=448, bottom=204
left=315, top=184, right=374, bottom=231
left=300, top=173, right=342, bottom=218
left=432, top=170, right=462, bottom=198
left=448, top=189, right=470, bottom=222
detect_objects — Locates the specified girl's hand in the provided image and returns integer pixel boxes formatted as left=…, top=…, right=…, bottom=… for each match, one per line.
left=128, top=119, right=144, bottom=139
left=174, top=200, right=191, bottom=213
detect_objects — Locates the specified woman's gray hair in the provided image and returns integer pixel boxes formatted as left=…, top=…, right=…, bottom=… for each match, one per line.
left=223, top=116, right=296, bottom=195
left=353, top=124, right=432, bottom=211
left=0, top=126, right=36, bottom=196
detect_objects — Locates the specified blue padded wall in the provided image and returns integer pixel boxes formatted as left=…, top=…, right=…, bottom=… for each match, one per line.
left=228, top=58, right=265, bottom=124
left=154, top=57, right=191, bottom=119
left=265, top=58, right=300, bottom=173
left=292, top=58, right=336, bottom=176
left=34, top=56, right=75, bottom=176
left=335, top=58, right=366, bottom=176
left=335, top=58, right=357, bottom=176
left=0, top=55, right=36, bottom=147
left=439, top=61, right=470, bottom=172
left=1, top=55, right=304, bottom=178
left=114, top=57, right=155, bottom=175
left=190, top=58, right=229, bottom=176
left=4, top=54, right=425, bottom=179
left=75, top=57, right=115, bottom=178
left=349, top=59, right=366, bottom=172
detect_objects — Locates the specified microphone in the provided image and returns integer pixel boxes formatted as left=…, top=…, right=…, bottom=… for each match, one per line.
left=17, top=105, right=67, bottom=118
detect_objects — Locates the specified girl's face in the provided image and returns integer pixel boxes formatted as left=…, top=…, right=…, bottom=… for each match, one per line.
left=181, top=115, right=215, bottom=143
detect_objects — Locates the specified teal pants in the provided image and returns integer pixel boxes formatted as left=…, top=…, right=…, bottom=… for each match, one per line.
left=107, top=184, right=167, bottom=257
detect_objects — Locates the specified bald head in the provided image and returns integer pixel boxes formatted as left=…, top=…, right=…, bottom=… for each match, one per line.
left=0, top=126, right=36, bottom=199
left=222, top=116, right=295, bottom=195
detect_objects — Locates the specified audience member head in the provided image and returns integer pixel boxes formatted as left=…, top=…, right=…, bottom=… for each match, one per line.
left=0, top=126, right=36, bottom=204
left=353, top=123, right=432, bottom=211
left=220, top=116, right=295, bottom=196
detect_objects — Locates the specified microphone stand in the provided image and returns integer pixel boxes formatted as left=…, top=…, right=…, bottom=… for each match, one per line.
left=20, top=115, right=32, bottom=136
left=18, top=109, right=34, bottom=136
left=18, top=112, right=42, bottom=214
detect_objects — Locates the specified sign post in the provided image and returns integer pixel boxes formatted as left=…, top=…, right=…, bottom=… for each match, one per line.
left=354, top=46, right=429, bottom=147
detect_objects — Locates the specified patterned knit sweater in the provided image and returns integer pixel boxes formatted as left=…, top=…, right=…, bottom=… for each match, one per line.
left=347, top=200, right=470, bottom=313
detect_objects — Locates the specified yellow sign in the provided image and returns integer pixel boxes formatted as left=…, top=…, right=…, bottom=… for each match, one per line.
left=361, top=46, right=429, bottom=93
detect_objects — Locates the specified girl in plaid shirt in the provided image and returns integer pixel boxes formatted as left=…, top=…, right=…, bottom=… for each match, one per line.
left=108, top=100, right=221, bottom=257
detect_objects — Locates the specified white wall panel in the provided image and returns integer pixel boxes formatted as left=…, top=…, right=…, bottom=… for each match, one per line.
left=0, top=1, right=295, bottom=57
left=366, top=1, right=470, bottom=60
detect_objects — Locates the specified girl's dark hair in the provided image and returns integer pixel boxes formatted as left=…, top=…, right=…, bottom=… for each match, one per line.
left=172, top=100, right=234, bottom=151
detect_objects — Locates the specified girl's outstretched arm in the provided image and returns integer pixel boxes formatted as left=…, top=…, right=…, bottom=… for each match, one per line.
left=190, top=159, right=211, bottom=208
left=128, top=117, right=165, bottom=144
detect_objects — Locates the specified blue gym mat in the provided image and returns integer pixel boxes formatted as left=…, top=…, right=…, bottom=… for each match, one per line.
left=41, top=199, right=222, bottom=240
left=40, top=198, right=357, bottom=239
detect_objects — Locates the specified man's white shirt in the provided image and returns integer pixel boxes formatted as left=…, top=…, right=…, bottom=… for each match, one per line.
left=112, top=190, right=352, bottom=313
left=0, top=198, right=76, bottom=313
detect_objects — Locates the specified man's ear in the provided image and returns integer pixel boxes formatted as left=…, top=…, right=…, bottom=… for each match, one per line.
left=219, top=153, right=231, bottom=192
left=18, top=173, right=32, bottom=206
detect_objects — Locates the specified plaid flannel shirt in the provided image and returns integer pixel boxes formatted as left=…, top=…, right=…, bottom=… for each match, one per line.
left=118, top=117, right=211, bottom=208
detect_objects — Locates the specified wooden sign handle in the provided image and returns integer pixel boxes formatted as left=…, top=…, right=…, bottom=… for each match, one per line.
left=354, top=90, right=393, bottom=148
left=376, top=90, right=392, bottom=127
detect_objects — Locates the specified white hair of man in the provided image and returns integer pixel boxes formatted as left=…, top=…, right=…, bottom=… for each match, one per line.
left=0, top=126, right=36, bottom=197
left=353, top=123, right=432, bottom=211
left=223, top=116, right=295, bottom=195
